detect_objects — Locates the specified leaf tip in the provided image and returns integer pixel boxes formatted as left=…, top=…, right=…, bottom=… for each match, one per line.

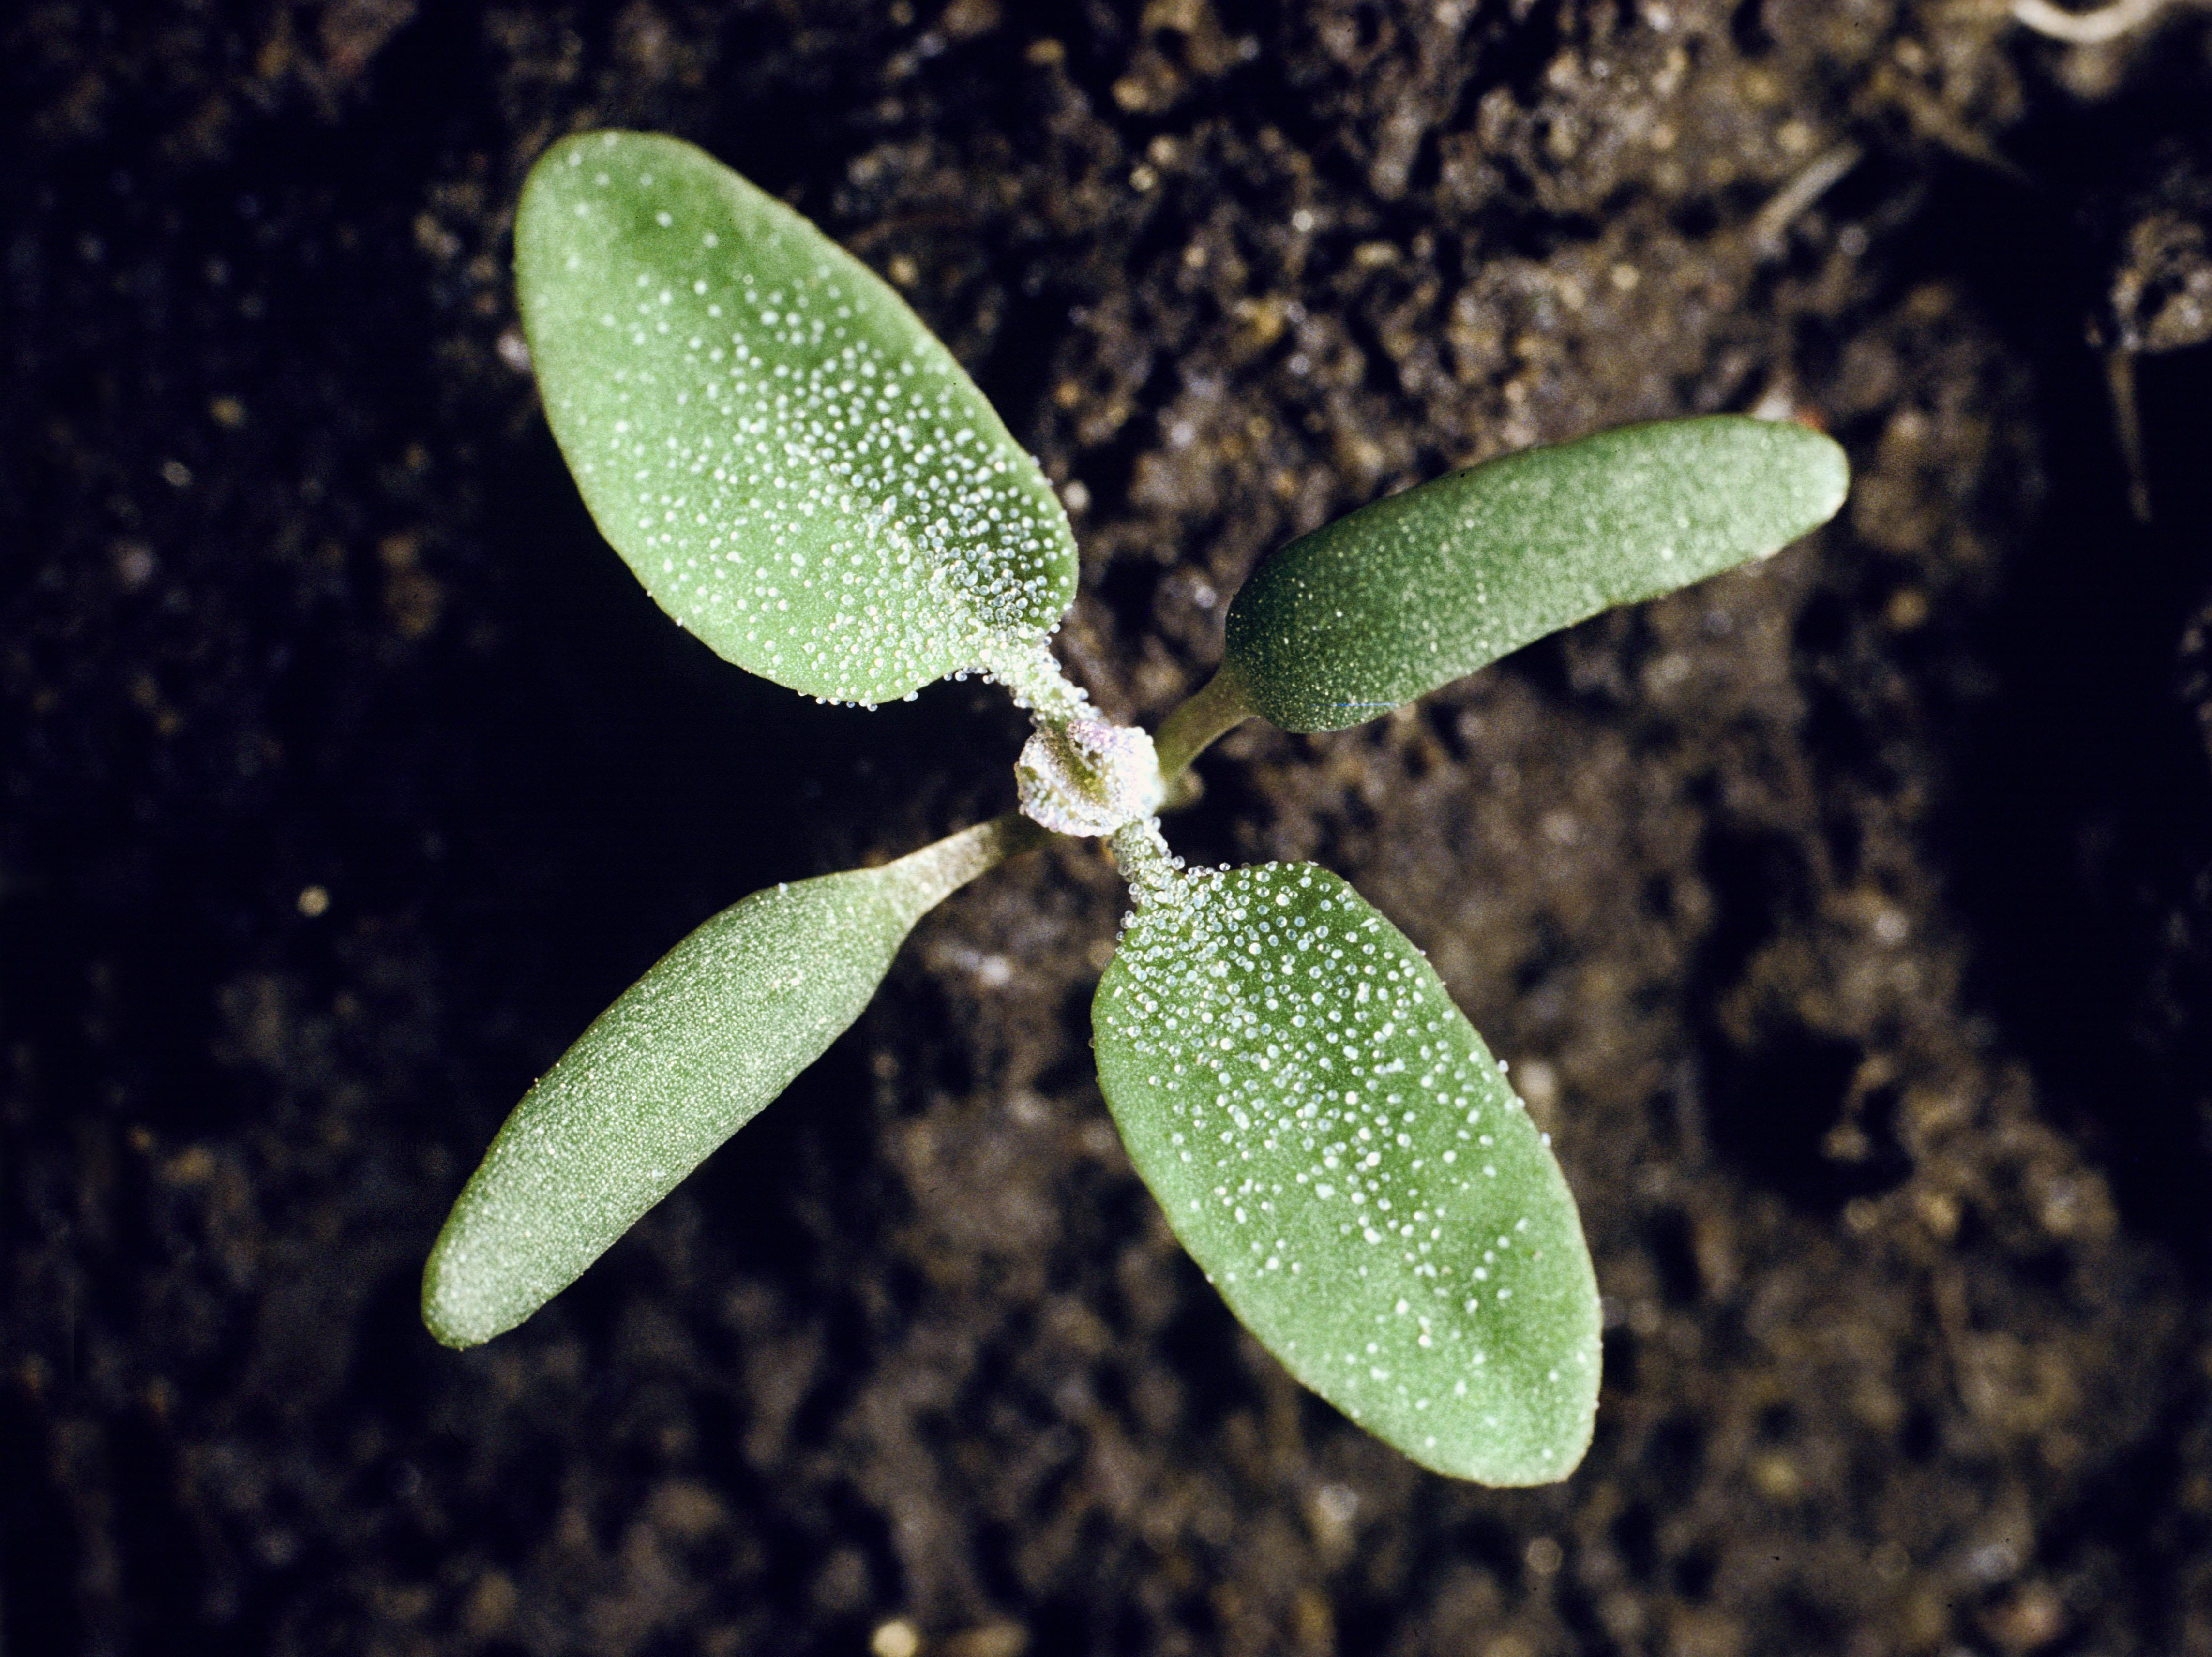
left=1781, top=417, right=1851, bottom=531
left=419, top=1221, right=514, bottom=1350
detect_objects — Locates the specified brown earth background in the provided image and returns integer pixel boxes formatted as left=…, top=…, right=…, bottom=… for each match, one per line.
left=8, top=2, right=2212, bottom=1654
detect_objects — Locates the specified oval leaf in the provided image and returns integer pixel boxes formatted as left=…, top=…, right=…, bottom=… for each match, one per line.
left=423, top=828, right=1008, bottom=1347
left=1094, top=863, right=1600, bottom=1484
left=517, top=131, right=1077, bottom=705
left=1223, top=415, right=1848, bottom=731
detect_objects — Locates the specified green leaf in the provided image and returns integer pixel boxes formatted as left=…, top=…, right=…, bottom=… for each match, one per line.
left=1094, top=863, right=1600, bottom=1484
left=1222, top=415, right=1848, bottom=731
left=423, top=821, right=1026, bottom=1347
left=516, top=131, right=1078, bottom=705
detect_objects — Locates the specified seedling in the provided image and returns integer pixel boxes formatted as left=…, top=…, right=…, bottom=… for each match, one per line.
left=422, top=131, right=1848, bottom=1486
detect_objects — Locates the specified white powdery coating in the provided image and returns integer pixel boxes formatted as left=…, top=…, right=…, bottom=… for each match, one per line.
left=517, top=132, right=1077, bottom=705
left=1094, top=862, right=1601, bottom=1485
left=1015, top=718, right=1164, bottom=836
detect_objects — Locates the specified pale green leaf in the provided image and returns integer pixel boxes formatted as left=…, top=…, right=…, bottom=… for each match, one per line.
left=1222, top=415, right=1848, bottom=731
left=516, top=131, right=1077, bottom=705
left=423, top=821, right=1023, bottom=1347
left=1094, top=863, right=1601, bottom=1484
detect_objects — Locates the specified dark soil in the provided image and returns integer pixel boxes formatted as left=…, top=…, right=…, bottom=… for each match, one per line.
left=9, top=2, right=2212, bottom=1654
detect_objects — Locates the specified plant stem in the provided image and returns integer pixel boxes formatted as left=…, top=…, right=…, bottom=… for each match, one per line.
left=977, top=637, right=1099, bottom=724
left=1108, top=819, right=1181, bottom=906
left=1749, top=142, right=1862, bottom=257
left=881, top=810, right=1051, bottom=920
left=1152, top=667, right=1255, bottom=783
left=2106, top=348, right=2152, bottom=524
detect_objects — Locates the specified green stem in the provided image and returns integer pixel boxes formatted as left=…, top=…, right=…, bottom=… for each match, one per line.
left=880, top=810, right=1051, bottom=922
left=1152, top=667, right=1255, bottom=783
